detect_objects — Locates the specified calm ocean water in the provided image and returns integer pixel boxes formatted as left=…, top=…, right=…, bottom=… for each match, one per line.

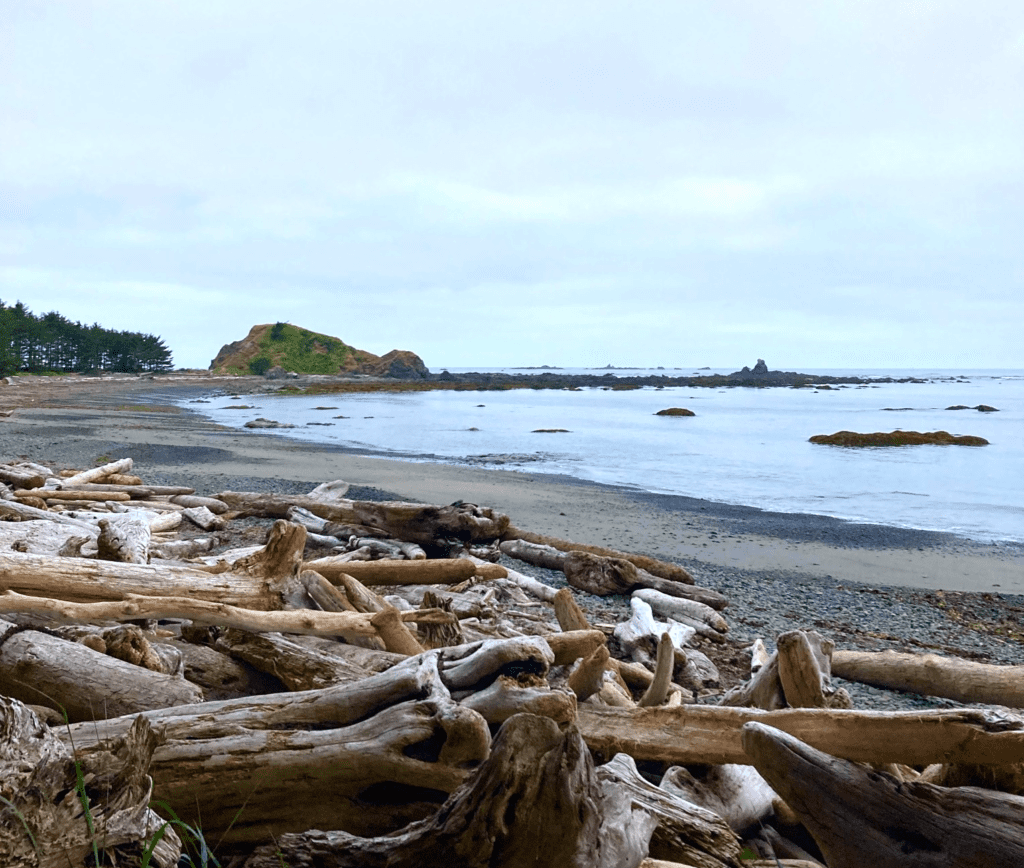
left=188, top=368, right=1024, bottom=544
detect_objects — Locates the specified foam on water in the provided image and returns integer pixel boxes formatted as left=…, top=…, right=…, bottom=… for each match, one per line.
left=189, top=370, right=1024, bottom=544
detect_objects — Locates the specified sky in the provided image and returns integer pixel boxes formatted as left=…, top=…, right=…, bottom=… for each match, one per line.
left=2, top=2, right=1023, bottom=372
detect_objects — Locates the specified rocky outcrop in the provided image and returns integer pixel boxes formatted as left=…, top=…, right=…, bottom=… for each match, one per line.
left=209, top=325, right=427, bottom=379
left=655, top=408, right=695, bottom=417
left=809, top=430, right=989, bottom=447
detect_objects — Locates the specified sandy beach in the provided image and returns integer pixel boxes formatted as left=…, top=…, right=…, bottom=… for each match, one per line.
left=3, top=374, right=1021, bottom=597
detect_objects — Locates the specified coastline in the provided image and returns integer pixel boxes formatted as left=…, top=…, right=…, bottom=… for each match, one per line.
left=3, top=374, right=1023, bottom=705
left=1, top=375, right=1021, bottom=596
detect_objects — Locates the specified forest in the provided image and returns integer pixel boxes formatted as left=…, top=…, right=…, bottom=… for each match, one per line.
left=0, top=300, right=173, bottom=376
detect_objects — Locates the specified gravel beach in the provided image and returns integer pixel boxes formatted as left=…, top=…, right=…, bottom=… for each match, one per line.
left=2, top=373, right=1022, bottom=711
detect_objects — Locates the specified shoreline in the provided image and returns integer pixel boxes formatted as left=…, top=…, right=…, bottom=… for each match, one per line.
left=0, top=375, right=1021, bottom=597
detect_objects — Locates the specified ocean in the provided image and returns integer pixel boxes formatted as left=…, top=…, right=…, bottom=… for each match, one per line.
left=184, top=368, right=1024, bottom=545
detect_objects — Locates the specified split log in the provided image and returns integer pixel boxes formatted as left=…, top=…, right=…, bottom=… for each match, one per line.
left=832, top=648, right=1024, bottom=707
left=0, top=697, right=182, bottom=868
left=504, top=524, right=695, bottom=583
left=578, top=704, right=1024, bottom=766
left=217, top=491, right=510, bottom=545
left=242, top=714, right=638, bottom=868
left=742, top=721, right=1024, bottom=867
left=60, top=457, right=134, bottom=486
left=0, top=619, right=204, bottom=721
left=596, top=752, right=744, bottom=868
left=97, top=513, right=151, bottom=563
left=661, top=764, right=777, bottom=834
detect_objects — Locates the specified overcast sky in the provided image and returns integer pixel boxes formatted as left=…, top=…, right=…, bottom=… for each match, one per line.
left=3, top=2, right=1022, bottom=371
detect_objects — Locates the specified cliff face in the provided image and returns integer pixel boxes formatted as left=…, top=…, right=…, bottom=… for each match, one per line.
left=209, top=324, right=428, bottom=379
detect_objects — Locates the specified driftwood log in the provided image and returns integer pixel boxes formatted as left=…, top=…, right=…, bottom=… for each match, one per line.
left=0, top=696, right=182, bottom=867
left=743, top=721, right=1024, bottom=867
left=579, top=704, right=1024, bottom=766
left=832, top=648, right=1024, bottom=707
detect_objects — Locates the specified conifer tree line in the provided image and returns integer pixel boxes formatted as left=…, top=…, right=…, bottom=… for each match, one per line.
left=0, top=300, right=173, bottom=376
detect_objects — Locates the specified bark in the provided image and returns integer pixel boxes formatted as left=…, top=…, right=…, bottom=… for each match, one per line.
left=831, top=648, right=1024, bottom=707
left=216, top=491, right=511, bottom=545
left=503, top=524, right=695, bottom=584
left=742, top=720, right=1024, bottom=868
left=0, top=620, right=203, bottom=722
left=578, top=704, right=1024, bottom=766
left=242, top=714, right=631, bottom=868
left=0, top=697, right=182, bottom=868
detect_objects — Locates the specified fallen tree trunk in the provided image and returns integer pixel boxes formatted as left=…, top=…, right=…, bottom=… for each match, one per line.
left=742, top=721, right=1024, bottom=867
left=0, top=620, right=204, bottom=721
left=0, top=697, right=182, bottom=868
left=831, top=648, right=1024, bottom=708
left=217, top=492, right=510, bottom=545
left=578, top=704, right=1024, bottom=766
left=60, top=457, right=134, bottom=486
left=303, top=555, right=505, bottom=584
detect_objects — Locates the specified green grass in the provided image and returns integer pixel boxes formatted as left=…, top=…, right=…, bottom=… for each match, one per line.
left=222, top=322, right=371, bottom=375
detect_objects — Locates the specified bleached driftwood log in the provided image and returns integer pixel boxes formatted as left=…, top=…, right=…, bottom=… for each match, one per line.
left=0, top=519, right=306, bottom=608
left=0, top=619, right=203, bottom=721
left=60, top=457, right=134, bottom=486
left=303, top=555, right=505, bottom=584
left=578, top=704, right=1024, bottom=766
left=832, top=648, right=1024, bottom=708
left=742, top=721, right=1024, bottom=867
left=0, top=697, right=182, bottom=868
left=0, top=460, right=52, bottom=488
left=306, top=478, right=351, bottom=501
left=661, top=763, right=778, bottom=835
left=596, top=752, right=744, bottom=867
left=498, top=538, right=568, bottom=570
left=168, top=493, right=229, bottom=513
left=633, top=587, right=728, bottom=636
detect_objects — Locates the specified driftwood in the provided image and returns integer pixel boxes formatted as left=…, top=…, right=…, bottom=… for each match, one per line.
left=242, top=714, right=631, bottom=868
left=303, top=555, right=504, bottom=585
left=0, top=697, right=182, bottom=868
left=503, top=524, right=695, bottom=584
left=662, top=764, right=777, bottom=835
left=721, top=631, right=850, bottom=710
left=832, top=648, right=1024, bottom=707
left=60, top=456, right=134, bottom=487
left=96, top=513, right=151, bottom=563
left=742, top=721, right=1024, bottom=867
left=0, top=619, right=203, bottom=722
left=578, top=704, right=1024, bottom=766
left=217, top=491, right=510, bottom=546
left=498, top=537, right=568, bottom=570
left=0, top=460, right=52, bottom=488
left=634, top=587, right=728, bottom=635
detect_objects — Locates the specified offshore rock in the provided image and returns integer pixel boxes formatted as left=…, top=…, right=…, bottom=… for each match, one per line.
left=809, top=430, right=989, bottom=447
left=655, top=408, right=695, bottom=417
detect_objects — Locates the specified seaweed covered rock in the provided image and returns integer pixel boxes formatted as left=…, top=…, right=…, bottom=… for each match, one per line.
left=656, top=408, right=696, bottom=417
left=809, top=430, right=989, bottom=447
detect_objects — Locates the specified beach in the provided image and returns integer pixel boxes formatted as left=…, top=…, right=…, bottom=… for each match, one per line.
left=2, top=374, right=1023, bottom=687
